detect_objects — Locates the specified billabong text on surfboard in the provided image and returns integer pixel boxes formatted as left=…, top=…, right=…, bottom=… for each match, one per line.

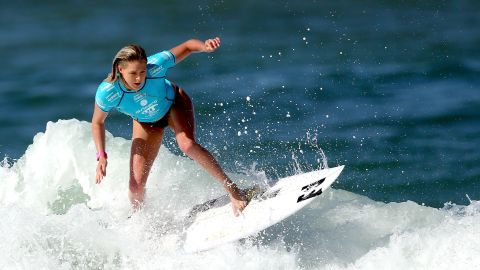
left=297, top=178, right=326, bottom=203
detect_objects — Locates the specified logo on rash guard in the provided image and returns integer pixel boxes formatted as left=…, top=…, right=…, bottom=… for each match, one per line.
left=149, top=65, right=165, bottom=76
left=106, top=92, right=119, bottom=102
left=149, top=56, right=160, bottom=64
left=134, top=94, right=143, bottom=102
left=101, top=83, right=114, bottom=92
left=136, top=100, right=159, bottom=117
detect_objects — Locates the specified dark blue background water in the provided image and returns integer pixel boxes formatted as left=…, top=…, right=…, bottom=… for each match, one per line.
left=1, top=1, right=479, bottom=207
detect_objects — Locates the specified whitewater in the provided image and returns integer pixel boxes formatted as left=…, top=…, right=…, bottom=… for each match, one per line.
left=1, top=119, right=479, bottom=269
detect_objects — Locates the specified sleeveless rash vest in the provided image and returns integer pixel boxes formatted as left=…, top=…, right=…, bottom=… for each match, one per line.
left=95, top=50, right=176, bottom=123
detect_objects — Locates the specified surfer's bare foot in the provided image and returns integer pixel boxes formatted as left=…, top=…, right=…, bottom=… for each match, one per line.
left=230, top=195, right=247, bottom=217
left=228, top=187, right=248, bottom=216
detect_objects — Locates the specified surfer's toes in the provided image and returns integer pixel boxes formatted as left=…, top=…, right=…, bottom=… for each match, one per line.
left=239, top=202, right=247, bottom=211
left=231, top=199, right=248, bottom=216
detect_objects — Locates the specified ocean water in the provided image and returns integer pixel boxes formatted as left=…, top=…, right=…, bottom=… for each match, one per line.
left=1, top=1, right=480, bottom=269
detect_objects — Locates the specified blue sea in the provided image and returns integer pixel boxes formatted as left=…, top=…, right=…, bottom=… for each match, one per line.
left=1, top=1, right=479, bottom=269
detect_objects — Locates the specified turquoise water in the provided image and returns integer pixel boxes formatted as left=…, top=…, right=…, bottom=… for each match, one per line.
left=1, top=1, right=479, bottom=269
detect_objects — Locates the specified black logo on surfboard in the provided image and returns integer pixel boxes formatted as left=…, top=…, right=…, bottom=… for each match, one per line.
left=297, top=178, right=326, bottom=203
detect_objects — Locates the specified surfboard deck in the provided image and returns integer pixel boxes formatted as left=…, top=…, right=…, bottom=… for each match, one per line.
left=183, top=165, right=344, bottom=253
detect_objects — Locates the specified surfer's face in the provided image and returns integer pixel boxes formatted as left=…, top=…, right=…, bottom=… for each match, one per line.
left=118, top=60, right=147, bottom=91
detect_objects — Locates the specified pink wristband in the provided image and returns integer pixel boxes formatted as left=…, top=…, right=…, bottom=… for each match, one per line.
left=96, top=151, right=108, bottom=161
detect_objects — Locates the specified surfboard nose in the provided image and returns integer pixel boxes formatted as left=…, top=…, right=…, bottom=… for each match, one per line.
left=328, top=165, right=345, bottom=180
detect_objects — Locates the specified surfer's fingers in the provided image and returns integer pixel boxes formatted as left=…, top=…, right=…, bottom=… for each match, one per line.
left=95, top=173, right=101, bottom=184
left=102, top=163, right=107, bottom=176
left=95, top=162, right=107, bottom=184
left=205, top=38, right=220, bottom=52
left=95, top=170, right=103, bottom=184
left=99, top=160, right=107, bottom=174
left=211, top=37, right=220, bottom=47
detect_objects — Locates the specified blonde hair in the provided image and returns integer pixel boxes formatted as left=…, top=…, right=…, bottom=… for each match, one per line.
left=105, top=44, right=147, bottom=83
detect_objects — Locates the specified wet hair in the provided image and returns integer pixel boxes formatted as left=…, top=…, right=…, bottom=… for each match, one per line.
left=105, top=44, right=147, bottom=83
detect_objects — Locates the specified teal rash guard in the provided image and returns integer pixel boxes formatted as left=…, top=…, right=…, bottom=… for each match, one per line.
left=95, top=50, right=176, bottom=123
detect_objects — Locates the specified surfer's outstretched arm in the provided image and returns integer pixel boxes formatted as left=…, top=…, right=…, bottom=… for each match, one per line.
left=92, top=104, right=109, bottom=184
left=169, top=37, right=221, bottom=63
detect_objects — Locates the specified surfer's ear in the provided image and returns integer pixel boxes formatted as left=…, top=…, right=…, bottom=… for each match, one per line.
left=117, top=63, right=126, bottom=76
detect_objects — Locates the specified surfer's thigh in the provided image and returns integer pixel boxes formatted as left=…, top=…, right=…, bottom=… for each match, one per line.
left=168, top=87, right=196, bottom=141
left=130, top=120, right=165, bottom=184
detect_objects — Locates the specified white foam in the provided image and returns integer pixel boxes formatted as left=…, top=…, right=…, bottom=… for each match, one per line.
left=1, top=119, right=479, bottom=269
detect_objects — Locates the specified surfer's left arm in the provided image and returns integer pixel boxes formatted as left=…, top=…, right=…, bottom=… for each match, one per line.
left=169, top=37, right=221, bottom=63
left=92, top=104, right=109, bottom=184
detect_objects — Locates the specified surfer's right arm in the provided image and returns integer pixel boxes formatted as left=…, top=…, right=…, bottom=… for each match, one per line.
left=92, top=104, right=109, bottom=184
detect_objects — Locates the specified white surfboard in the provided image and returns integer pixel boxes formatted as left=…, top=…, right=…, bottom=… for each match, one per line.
left=183, top=165, right=345, bottom=253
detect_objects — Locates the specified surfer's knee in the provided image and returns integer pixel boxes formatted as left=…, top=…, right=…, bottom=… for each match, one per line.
left=178, top=138, right=202, bottom=158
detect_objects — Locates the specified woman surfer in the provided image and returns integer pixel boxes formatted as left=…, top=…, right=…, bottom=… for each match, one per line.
left=91, top=37, right=247, bottom=216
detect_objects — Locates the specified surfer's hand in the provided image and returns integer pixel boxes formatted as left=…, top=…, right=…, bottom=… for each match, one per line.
left=95, top=157, right=107, bottom=184
left=203, top=37, right=221, bottom=53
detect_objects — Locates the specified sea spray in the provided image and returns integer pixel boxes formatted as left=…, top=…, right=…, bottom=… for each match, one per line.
left=290, top=130, right=330, bottom=175
left=1, top=120, right=480, bottom=269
